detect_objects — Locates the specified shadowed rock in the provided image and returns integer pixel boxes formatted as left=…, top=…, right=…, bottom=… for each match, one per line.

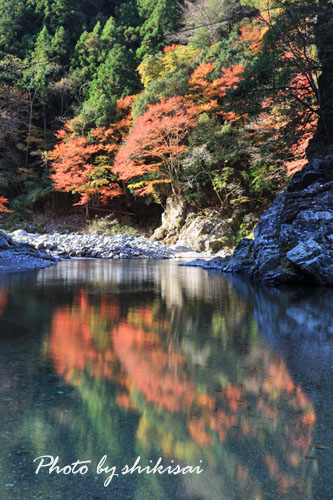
left=184, top=155, right=333, bottom=286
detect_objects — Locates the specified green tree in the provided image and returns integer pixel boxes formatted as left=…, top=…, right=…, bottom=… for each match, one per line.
left=71, top=21, right=103, bottom=90
left=80, top=42, right=140, bottom=129
left=136, top=0, right=180, bottom=58
left=0, top=0, right=38, bottom=58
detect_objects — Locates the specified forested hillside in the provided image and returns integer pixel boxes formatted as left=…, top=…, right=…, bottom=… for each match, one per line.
left=0, top=0, right=330, bottom=231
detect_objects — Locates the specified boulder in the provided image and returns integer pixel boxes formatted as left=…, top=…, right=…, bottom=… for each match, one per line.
left=151, top=195, right=187, bottom=242
left=176, top=213, right=233, bottom=253
left=0, top=237, right=10, bottom=249
left=225, top=155, right=333, bottom=285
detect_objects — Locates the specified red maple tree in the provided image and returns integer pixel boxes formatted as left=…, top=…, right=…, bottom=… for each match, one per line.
left=0, top=196, right=11, bottom=212
left=49, top=96, right=134, bottom=211
left=49, top=121, right=102, bottom=210
left=114, top=96, right=199, bottom=195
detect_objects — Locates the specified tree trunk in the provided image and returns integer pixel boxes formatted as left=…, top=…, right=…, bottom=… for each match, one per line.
left=25, top=91, right=34, bottom=168
left=43, top=102, right=47, bottom=144
left=307, top=2, right=333, bottom=158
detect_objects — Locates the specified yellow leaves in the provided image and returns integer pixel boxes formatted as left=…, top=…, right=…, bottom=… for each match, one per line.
left=128, top=179, right=171, bottom=196
left=137, top=44, right=200, bottom=87
left=137, top=57, right=165, bottom=87
left=230, top=196, right=251, bottom=205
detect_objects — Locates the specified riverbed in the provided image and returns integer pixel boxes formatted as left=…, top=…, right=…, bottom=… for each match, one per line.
left=0, top=260, right=332, bottom=499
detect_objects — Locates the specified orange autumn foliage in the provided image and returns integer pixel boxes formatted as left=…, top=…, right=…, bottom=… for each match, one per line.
left=283, top=72, right=318, bottom=175
left=114, top=96, right=199, bottom=195
left=186, top=62, right=246, bottom=122
left=238, top=22, right=268, bottom=54
left=49, top=121, right=104, bottom=205
left=0, top=196, right=12, bottom=212
left=90, top=95, right=134, bottom=154
left=215, top=65, right=247, bottom=123
left=49, top=96, right=134, bottom=205
left=163, top=44, right=179, bottom=54
left=218, top=65, right=245, bottom=98
left=187, top=62, right=218, bottom=106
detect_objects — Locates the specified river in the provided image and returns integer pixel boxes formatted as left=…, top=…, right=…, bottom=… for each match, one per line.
left=0, top=260, right=332, bottom=500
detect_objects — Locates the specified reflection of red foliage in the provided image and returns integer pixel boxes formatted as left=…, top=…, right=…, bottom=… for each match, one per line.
left=116, top=392, right=132, bottom=410
left=226, top=385, right=243, bottom=411
left=50, top=309, right=99, bottom=379
left=49, top=290, right=121, bottom=383
left=188, top=418, right=212, bottom=445
left=264, top=359, right=295, bottom=393
left=113, top=321, right=196, bottom=413
left=49, top=291, right=316, bottom=496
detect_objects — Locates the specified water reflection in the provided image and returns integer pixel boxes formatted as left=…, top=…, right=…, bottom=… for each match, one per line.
left=0, top=260, right=331, bottom=500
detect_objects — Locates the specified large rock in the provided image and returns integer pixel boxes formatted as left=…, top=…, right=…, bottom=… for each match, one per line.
left=152, top=200, right=236, bottom=252
left=223, top=238, right=254, bottom=273
left=0, top=237, right=10, bottom=249
left=228, top=155, right=333, bottom=285
left=151, top=195, right=187, bottom=242
left=176, top=213, right=234, bottom=253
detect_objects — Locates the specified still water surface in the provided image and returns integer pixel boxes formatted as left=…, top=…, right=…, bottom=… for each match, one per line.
left=0, top=260, right=332, bottom=500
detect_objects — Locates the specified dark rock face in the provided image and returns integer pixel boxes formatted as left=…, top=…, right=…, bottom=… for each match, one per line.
left=223, top=238, right=254, bottom=274
left=230, top=155, right=333, bottom=285
left=183, top=155, right=333, bottom=285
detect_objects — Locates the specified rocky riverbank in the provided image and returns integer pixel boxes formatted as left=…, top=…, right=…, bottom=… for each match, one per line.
left=0, top=231, right=55, bottom=273
left=8, top=229, right=174, bottom=260
left=183, top=155, right=333, bottom=286
left=3, top=155, right=332, bottom=283
left=0, top=228, right=208, bottom=273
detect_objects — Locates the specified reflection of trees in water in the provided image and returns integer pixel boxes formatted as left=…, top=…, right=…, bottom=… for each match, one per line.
left=48, top=285, right=316, bottom=500
left=0, top=289, right=8, bottom=314
left=0, top=263, right=327, bottom=499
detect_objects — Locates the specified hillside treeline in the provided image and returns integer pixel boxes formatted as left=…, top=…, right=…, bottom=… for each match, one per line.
left=0, top=0, right=331, bottom=219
